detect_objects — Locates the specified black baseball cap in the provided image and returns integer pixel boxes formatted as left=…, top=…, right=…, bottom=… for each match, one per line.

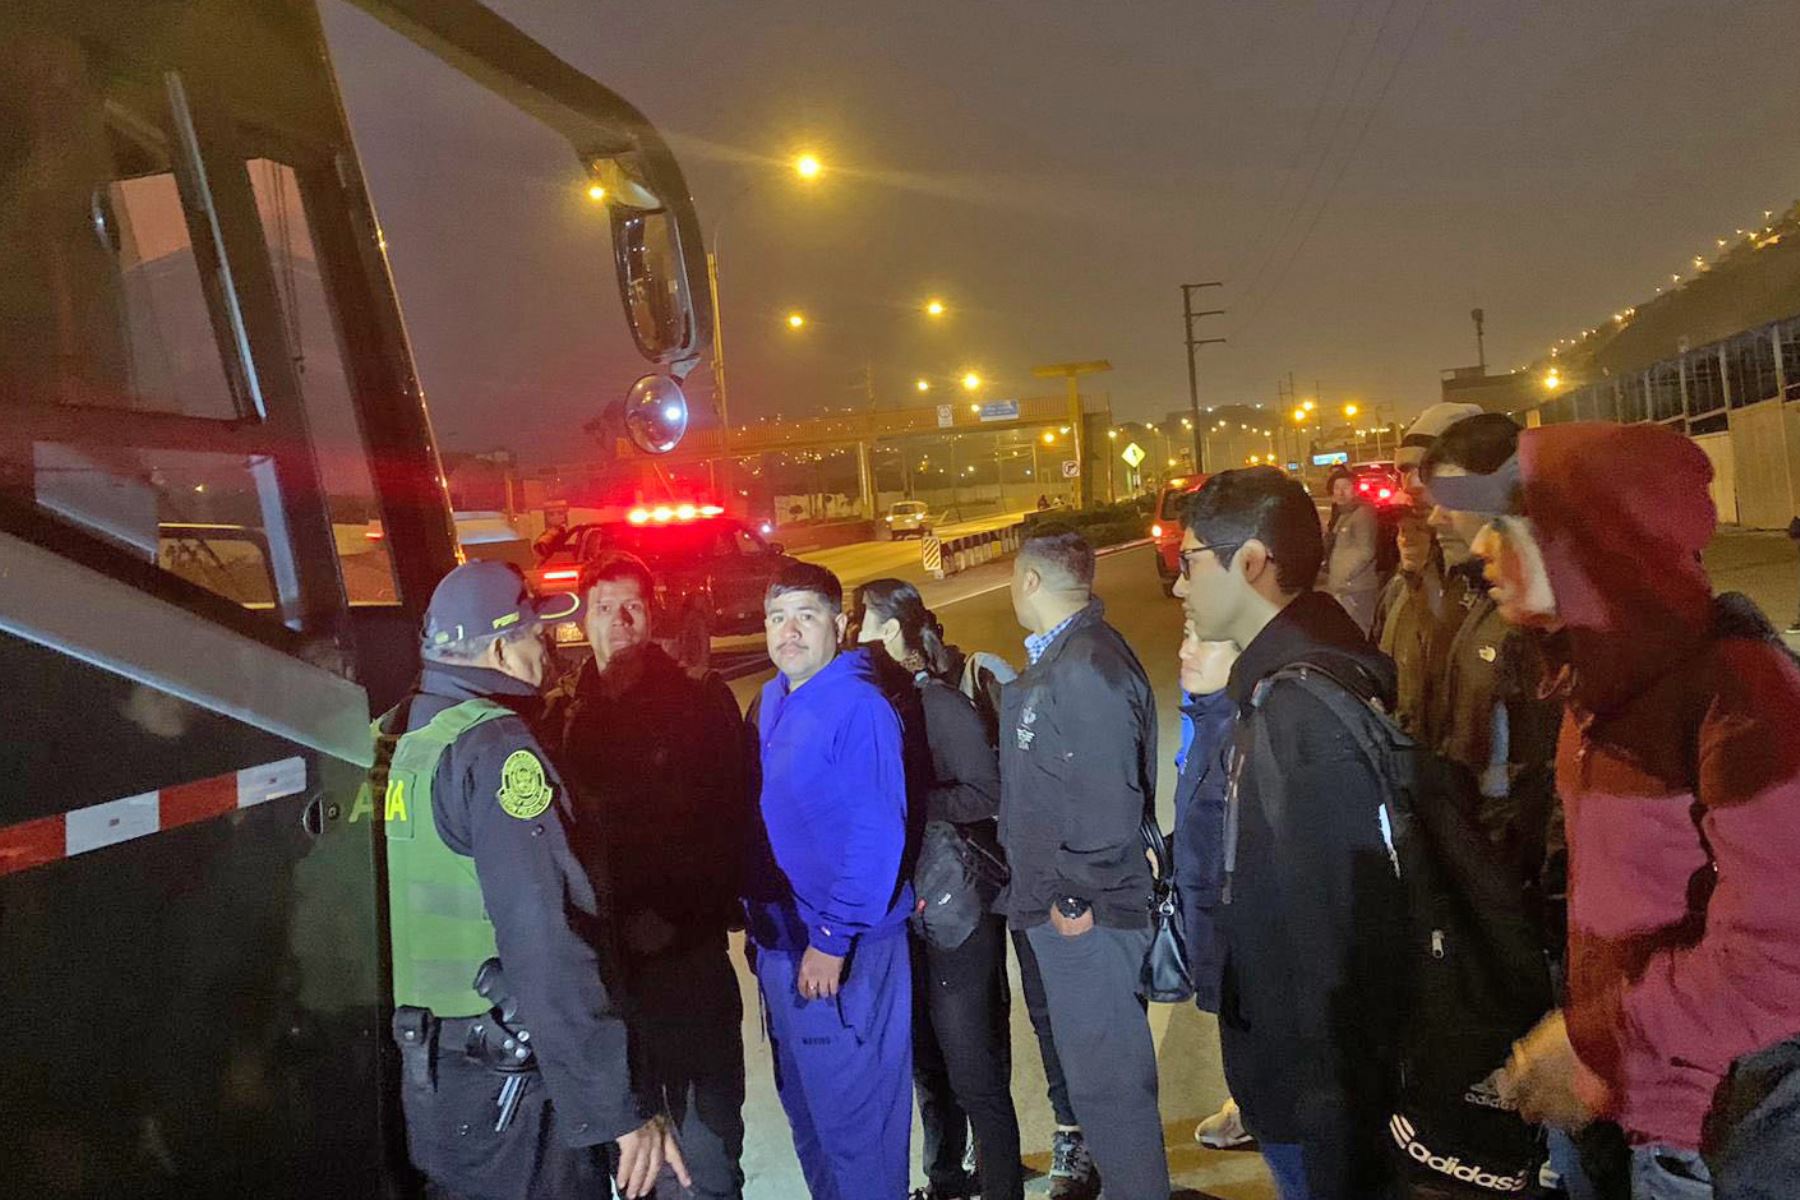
left=422, top=561, right=579, bottom=651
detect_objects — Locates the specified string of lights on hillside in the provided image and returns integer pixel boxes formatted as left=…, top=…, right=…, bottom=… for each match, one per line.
left=1528, top=200, right=1797, bottom=373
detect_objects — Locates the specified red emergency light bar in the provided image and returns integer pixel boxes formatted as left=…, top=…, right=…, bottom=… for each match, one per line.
left=627, top=504, right=725, bottom=525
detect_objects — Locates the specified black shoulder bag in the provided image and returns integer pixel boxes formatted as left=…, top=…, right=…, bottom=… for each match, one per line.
left=1140, top=807, right=1194, bottom=1004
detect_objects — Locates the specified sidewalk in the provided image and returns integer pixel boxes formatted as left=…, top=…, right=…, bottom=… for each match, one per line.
left=1706, top=527, right=1799, bottom=647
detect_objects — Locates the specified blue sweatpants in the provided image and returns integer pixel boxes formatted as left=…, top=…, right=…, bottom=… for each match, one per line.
left=756, top=932, right=912, bottom=1200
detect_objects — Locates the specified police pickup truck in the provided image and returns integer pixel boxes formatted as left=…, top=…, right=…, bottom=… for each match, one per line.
left=531, top=504, right=799, bottom=674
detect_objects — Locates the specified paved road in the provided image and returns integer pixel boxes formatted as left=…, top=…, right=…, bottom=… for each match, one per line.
left=802, top=508, right=1033, bottom=592
left=725, top=544, right=1274, bottom=1199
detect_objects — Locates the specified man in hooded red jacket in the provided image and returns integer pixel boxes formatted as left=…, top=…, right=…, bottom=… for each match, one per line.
left=1424, top=421, right=1800, bottom=1199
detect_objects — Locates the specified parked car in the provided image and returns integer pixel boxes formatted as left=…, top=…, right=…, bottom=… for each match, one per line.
left=529, top=504, right=799, bottom=675
left=1151, top=474, right=1209, bottom=595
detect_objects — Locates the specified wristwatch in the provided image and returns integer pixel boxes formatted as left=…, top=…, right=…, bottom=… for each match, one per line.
left=1054, top=895, right=1091, bottom=920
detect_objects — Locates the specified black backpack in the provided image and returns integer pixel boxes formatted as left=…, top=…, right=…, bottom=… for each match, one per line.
left=1261, top=662, right=1552, bottom=1195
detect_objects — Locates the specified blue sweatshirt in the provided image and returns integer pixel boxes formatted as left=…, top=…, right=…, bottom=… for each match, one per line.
left=1173, top=687, right=1236, bottom=1013
left=749, top=649, right=912, bottom=956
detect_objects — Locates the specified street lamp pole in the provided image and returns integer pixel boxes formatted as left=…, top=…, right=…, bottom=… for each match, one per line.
left=1181, top=281, right=1226, bottom=470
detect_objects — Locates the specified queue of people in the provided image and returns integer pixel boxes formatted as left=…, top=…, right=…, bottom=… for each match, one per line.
left=376, top=408, right=1800, bottom=1200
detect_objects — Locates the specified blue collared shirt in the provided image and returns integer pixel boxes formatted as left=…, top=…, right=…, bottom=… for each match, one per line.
left=1024, top=610, right=1082, bottom=666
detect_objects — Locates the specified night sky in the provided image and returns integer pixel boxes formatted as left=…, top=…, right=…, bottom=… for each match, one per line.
left=321, top=0, right=1800, bottom=463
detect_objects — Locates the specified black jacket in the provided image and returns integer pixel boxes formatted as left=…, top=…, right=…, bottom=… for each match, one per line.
left=997, top=599, right=1157, bottom=930
left=405, top=662, right=642, bottom=1145
left=916, top=673, right=1001, bottom=825
left=1216, top=591, right=1407, bottom=1199
left=541, top=647, right=750, bottom=966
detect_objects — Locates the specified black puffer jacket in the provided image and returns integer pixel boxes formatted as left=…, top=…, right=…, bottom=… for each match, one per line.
left=1216, top=590, right=1406, bottom=1199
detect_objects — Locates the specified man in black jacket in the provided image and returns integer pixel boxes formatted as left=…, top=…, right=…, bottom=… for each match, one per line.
left=997, top=526, right=1168, bottom=1200
left=1179, top=468, right=1407, bottom=1200
left=542, top=551, right=750, bottom=1200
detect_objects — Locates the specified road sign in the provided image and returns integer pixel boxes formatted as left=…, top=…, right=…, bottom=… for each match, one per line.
left=1061, top=459, right=1080, bottom=479
left=976, top=400, right=1020, bottom=422
left=1120, top=441, right=1146, bottom=468
left=936, top=404, right=953, bottom=429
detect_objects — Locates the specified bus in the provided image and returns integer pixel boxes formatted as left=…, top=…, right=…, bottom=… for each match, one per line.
left=0, top=1, right=709, bottom=1193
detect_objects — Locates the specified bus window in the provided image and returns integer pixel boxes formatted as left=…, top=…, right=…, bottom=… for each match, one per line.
left=247, top=159, right=400, bottom=607
left=0, top=67, right=339, bottom=638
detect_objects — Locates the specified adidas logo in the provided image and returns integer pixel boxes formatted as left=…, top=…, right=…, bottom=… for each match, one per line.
left=1389, top=1113, right=1530, bottom=1192
left=1464, top=1069, right=1518, bottom=1112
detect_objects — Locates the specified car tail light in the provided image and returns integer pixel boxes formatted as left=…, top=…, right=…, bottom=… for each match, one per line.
left=364, top=528, right=384, bottom=540
left=1359, top=480, right=1372, bottom=492
left=1150, top=523, right=1164, bottom=539
left=1378, top=487, right=1393, bottom=501
left=541, top=569, right=580, bottom=582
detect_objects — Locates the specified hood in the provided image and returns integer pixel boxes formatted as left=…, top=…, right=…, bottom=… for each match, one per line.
left=1519, top=423, right=1716, bottom=715
left=1228, top=589, right=1397, bottom=711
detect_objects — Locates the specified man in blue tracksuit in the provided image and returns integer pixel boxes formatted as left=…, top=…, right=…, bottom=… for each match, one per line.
left=745, top=562, right=913, bottom=1200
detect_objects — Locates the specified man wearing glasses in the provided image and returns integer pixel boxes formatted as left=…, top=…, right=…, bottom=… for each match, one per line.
left=1177, top=468, right=1408, bottom=1200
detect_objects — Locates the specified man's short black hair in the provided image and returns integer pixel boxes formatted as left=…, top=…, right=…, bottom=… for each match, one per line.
left=1019, top=523, right=1095, bottom=590
left=1419, top=413, right=1520, bottom=481
left=1181, top=466, right=1323, bottom=593
left=766, top=561, right=844, bottom=614
left=577, top=550, right=655, bottom=603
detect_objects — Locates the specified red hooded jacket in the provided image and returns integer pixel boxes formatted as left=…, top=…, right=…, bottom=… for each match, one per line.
left=1522, top=423, right=1800, bottom=1149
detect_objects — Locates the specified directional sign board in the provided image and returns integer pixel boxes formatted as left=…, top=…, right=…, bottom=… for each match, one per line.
left=1061, top=459, right=1080, bottom=479
left=936, top=404, right=953, bottom=429
left=1120, top=441, right=1146, bottom=468
left=976, top=399, right=1020, bottom=422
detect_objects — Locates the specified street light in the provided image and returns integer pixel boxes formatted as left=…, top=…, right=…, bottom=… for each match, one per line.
left=1344, top=403, right=1359, bottom=418
left=961, top=372, right=983, bottom=391
left=794, top=152, right=823, bottom=181
left=1303, top=399, right=1316, bottom=412
left=1543, top=368, right=1562, bottom=392
left=586, top=183, right=607, bottom=202
left=1291, top=407, right=1307, bottom=423
left=786, top=311, right=807, bottom=330
left=924, top=298, right=946, bottom=318
left=1042, top=431, right=1057, bottom=444
left=916, top=379, right=931, bottom=393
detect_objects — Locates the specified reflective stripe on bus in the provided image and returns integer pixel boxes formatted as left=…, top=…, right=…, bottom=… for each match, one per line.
left=0, top=758, right=307, bottom=877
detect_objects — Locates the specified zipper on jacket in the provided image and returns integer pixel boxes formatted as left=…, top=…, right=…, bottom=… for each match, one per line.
left=1220, top=743, right=1245, bottom=905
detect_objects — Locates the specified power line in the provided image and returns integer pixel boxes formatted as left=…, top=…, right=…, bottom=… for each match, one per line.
left=1227, top=0, right=1373, bottom=286
left=1237, top=0, right=1398, bottom=316
left=1241, top=0, right=1430, bottom=334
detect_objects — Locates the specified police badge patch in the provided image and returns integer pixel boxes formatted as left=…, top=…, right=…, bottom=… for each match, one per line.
left=497, top=749, right=554, bottom=819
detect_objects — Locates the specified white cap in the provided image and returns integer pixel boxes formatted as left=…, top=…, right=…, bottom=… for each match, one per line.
left=1397, top=402, right=1485, bottom=468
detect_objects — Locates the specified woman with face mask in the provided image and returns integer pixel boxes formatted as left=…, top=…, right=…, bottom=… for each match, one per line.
left=854, top=578, right=1023, bottom=1200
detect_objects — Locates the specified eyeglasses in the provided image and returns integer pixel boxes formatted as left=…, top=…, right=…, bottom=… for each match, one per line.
left=1179, top=541, right=1244, bottom=580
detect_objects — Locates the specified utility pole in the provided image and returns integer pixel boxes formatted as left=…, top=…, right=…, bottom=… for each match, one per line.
left=1182, top=282, right=1226, bottom=470
left=1471, top=307, right=1487, bottom=373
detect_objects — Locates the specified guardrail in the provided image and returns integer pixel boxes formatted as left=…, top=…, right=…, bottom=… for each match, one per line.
left=922, top=523, right=1025, bottom=580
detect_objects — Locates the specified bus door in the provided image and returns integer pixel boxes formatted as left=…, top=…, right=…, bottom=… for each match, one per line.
left=0, top=19, right=398, bottom=1196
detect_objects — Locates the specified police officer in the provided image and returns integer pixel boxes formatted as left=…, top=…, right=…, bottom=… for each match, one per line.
left=373, top=560, right=688, bottom=1199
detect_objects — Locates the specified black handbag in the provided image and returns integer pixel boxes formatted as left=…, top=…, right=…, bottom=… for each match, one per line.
left=1139, top=811, right=1194, bottom=1003
left=913, top=818, right=1009, bottom=951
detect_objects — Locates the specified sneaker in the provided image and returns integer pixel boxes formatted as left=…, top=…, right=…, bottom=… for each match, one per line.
left=1047, top=1128, right=1100, bottom=1200
left=1194, top=1097, right=1254, bottom=1149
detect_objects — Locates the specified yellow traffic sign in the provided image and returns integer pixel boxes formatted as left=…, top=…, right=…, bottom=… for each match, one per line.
left=1120, top=441, right=1146, bottom=468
